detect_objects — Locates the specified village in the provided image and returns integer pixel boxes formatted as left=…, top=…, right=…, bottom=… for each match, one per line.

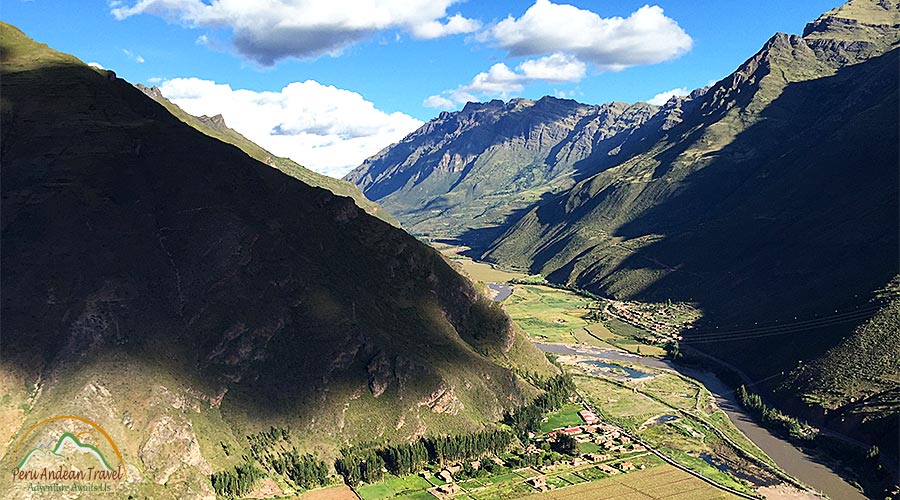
left=603, top=299, right=701, bottom=340
left=425, top=404, right=654, bottom=498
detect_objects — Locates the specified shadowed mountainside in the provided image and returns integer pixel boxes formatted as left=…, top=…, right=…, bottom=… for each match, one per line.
left=133, top=83, right=397, bottom=226
left=0, top=22, right=554, bottom=498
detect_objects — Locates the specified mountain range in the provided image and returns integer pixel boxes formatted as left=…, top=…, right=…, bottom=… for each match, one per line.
left=0, top=22, right=554, bottom=498
left=348, top=0, right=900, bottom=460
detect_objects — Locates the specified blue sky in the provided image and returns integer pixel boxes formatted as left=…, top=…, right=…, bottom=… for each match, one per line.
left=4, top=0, right=839, bottom=176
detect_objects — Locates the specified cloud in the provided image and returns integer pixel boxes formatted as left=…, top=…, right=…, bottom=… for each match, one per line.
left=123, top=48, right=145, bottom=63
left=424, top=2, right=691, bottom=110
left=423, top=95, right=455, bottom=110
left=158, top=77, right=422, bottom=177
left=426, top=53, right=586, bottom=107
left=646, top=86, right=689, bottom=105
left=111, top=0, right=480, bottom=65
left=518, top=53, right=586, bottom=81
left=87, top=62, right=106, bottom=70
left=410, top=13, right=481, bottom=39
left=485, top=1, right=692, bottom=71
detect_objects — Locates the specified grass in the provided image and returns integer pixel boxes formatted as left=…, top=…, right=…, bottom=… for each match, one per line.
left=540, top=404, right=586, bottom=433
left=435, top=245, right=530, bottom=283
left=575, top=376, right=669, bottom=431
left=571, top=368, right=781, bottom=491
left=505, top=284, right=668, bottom=357
left=357, top=475, right=436, bottom=500
left=659, top=448, right=752, bottom=494
left=519, top=464, right=743, bottom=499
left=393, top=491, right=438, bottom=500
left=572, top=328, right=617, bottom=350
left=468, top=479, right=537, bottom=500
left=505, top=286, right=598, bottom=344
left=577, top=442, right=602, bottom=454
left=640, top=374, right=701, bottom=412
left=357, top=482, right=394, bottom=500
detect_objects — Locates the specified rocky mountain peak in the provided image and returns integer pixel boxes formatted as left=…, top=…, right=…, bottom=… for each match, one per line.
left=134, top=83, right=164, bottom=100
left=198, top=113, right=228, bottom=130
left=801, top=0, right=899, bottom=65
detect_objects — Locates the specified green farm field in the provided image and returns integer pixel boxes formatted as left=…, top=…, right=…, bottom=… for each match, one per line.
left=518, top=464, right=742, bottom=499
left=357, top=475, right=437, bottom=500
left=504, top=286, right=598, bottom=344
left=504, top=285, right=667, bottom=357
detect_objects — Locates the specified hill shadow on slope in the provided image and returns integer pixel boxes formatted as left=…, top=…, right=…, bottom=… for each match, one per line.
left=479, top=47, right=900, bottom=477
left=592, top=47, right=898, bottom=348
left=541, top=49, right=899, bottom=460
left=0, top=61, right=544, bottom=446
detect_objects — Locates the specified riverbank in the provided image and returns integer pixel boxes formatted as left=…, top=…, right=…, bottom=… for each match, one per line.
left=535, top=342, right=867, bottom=500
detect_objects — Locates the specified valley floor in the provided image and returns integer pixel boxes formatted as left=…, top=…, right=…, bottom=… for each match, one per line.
left=439, top=252, right=867, bottom=500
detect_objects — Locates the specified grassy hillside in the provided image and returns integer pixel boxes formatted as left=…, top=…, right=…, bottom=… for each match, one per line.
left=0, top=22, right=555, bottom=498
left=783, top=277, right=900, bottom=455
left=481, top=0, right=898, bottom=459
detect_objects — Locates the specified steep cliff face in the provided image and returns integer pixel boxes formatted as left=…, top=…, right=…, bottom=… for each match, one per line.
left=0, top=22, right=554, bottom=497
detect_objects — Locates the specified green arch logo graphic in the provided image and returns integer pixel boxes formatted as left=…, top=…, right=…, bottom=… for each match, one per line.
left=11, top=415, right=127, bottom=481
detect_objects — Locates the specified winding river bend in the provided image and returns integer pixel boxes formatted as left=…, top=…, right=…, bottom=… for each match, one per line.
left=535, top=342, right=867, bottom=500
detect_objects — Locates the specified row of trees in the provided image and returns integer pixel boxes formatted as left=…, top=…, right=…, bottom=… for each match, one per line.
left=211, top=426, right=330, bottom=497
left=505, top=374, right=575, bottom=440
left=424, top=429, right=514, bottom=464
left=379, top=440, right=429, bottom=476
left=335, top=429, right=516, bottom=485
left=269, top=450, right=329, bottom=489
left=335, top=448, right=385, bottom=485
left=247, top=427, right=329, bottom=490
left=210, top=461, right=261, bottom=497
left=737, top=385, right=816, bottom=440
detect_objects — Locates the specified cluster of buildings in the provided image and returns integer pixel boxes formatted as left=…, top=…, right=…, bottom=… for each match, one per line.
left=606, top=301, right=686, bottom=339
left=547, top=421, right=647, bottom=456
left=427, top=405, right=650, bottom=498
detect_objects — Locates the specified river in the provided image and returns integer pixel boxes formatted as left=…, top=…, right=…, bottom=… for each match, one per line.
left=535, top=343, right=868, bottom=500
left=487, top=282, right=513, bottom=302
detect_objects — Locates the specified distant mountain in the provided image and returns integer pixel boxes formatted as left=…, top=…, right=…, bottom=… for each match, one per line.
left=350, top=0, right=900, bottom=461
left=345, top=94, right=705, bottom=245
left=0, top=22, right=553, bottom=498
left=135, top=84, right=397, bottom=226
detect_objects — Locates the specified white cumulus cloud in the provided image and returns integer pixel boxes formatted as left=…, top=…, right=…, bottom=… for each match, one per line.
left=158, top=77, right=423, bottom=177
left=112, top=0, right=480, bottom=65
left=486, top=1, right=692, bottom=71
left=87, top=62, right=106, bottom=70
left=646, top=86, right=689, bottom=105
left=426, top=2, right=692, bottom=110
left=422, top=95, right=456, bottom=110
left=411, top=13, right=482, bottom=39
left=518, top=53, right=586, bottom=81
